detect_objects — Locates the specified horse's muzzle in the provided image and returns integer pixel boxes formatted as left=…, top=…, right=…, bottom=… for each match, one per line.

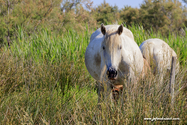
left=107, top=67, right=118, bottom=80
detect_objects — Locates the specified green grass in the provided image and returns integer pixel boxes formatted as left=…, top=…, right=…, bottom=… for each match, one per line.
left=0, top=25, right=186, bottom=124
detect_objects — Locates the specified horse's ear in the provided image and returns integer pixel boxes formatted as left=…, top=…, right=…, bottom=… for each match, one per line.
left=117, top=24, right=123, bottom=35
left=101, top=23, right=106, bottom=35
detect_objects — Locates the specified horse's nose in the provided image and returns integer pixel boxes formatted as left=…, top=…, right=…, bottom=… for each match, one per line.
left=107, top=67, right=117, bottom=80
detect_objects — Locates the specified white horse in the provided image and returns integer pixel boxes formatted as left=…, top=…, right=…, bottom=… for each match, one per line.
left=139, top=38, right=180, bottom=83
left=85, top=24, right=144, bottom=101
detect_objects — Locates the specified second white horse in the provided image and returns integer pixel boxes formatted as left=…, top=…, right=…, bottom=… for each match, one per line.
left=139, top=38, right=179, bottom=83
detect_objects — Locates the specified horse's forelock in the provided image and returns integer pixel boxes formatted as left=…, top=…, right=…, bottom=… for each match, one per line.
left=104, top=30, right=121, bottom=46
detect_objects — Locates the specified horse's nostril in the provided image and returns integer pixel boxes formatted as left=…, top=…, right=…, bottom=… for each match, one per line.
left=107, top=67, right=118, bottom=79
left=114, top=71, right=117, bottom=76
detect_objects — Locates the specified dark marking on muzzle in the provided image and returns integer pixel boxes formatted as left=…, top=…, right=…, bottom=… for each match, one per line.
left=107, top=67, right=118, bottom=80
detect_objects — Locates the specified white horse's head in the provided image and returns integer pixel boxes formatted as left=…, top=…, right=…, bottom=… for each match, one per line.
left=100, top=24, right=123, bottom=80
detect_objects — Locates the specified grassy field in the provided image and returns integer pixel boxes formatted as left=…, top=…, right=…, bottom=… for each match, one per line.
left=0, top=25, right=186, bottom=124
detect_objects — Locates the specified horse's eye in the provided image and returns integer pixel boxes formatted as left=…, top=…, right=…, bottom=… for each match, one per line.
left=119, top=46, right=122, bottom=49
left=103, top=46, right=105, bottom=50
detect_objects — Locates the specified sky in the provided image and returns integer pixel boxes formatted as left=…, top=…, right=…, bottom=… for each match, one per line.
left=92, top=0, right=186, bottom=9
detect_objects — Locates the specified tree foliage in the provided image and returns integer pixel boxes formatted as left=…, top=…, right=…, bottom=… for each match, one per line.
left=0, top=0, right=187, bottom=47
left=139, top=0, right=187, bottom=35
left=0, top=0, right=96, bottom=47
left=92, top=1, right=120, bottom=24
left=0, top=0, right=62, bottom=46
left=121, top=0, right=187, bottom=35
left=120, top=6, right=139, bottom=25
left=183, top=0, right=187, bottom=4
